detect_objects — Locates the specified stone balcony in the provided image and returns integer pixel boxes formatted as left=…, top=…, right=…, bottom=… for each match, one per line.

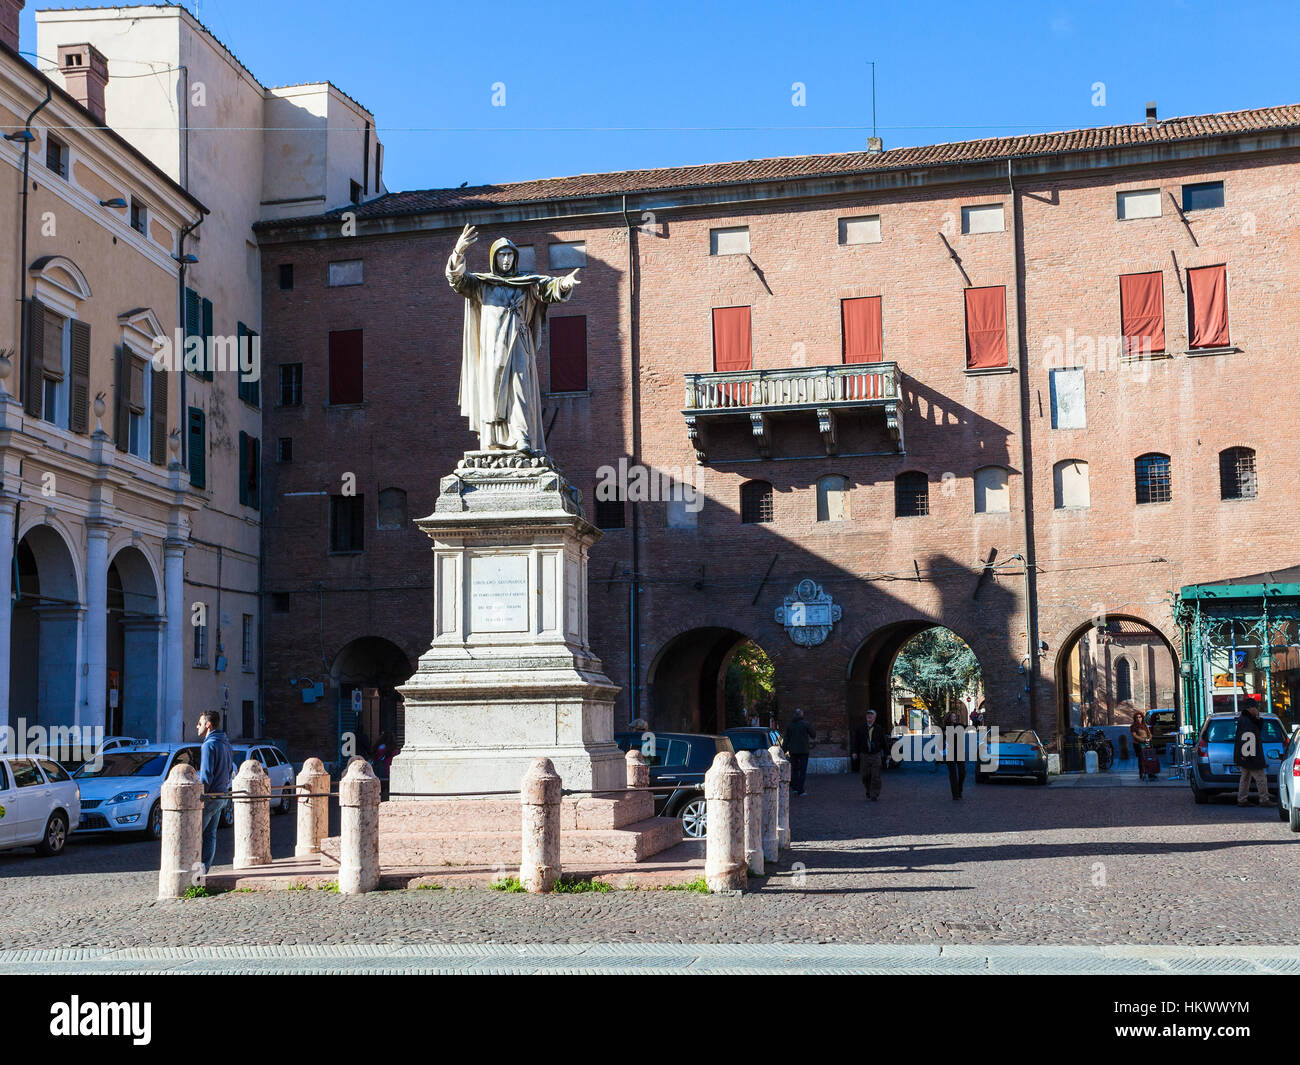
left=682, top=362, right=903, bottom=462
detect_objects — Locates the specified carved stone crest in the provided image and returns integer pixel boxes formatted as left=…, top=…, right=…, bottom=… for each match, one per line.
left=774, top=578, right=842, bottom=647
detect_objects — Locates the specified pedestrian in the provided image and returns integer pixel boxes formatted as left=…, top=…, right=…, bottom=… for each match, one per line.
left=943, top=709, right=967, bottom=799
left=1130, top=710, right=1153, bottom=780
left=781, top=708, right=816, bottom=796
left=855, top=709, right=888, bottom=802
left=1234, top=700, right=1271, bottom=807
left=196, top=710, right=233, bottom=874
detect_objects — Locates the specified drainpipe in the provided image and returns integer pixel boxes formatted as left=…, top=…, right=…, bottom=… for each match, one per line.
left=1007, top=160, right=1040, bottom=733
left=14, top=82, right=52, bottom=394
left=621, top=194, right=642, bottom=723
left=176, top=208, right=208, bottom=466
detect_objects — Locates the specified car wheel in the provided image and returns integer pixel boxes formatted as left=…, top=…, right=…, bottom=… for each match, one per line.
left=142, top=800, right=163, bottom=841
left=677, top=797, right=707, bottom=839
left=35, top=812, right=68, bottom=856
left=275, top=789, right=291, bottom=815
left=1191, top=782, right=1208, bottom=804
left=1288, top=799, right=1300, bottom=833
left=1036, top=773, right=1048, bottom=786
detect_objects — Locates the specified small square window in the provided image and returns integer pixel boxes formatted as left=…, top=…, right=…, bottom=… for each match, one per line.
left=961, top=204, right=1004, bottom=234
left=709, top=226, right=750, bottom=255
left=276, top=437, right=293, bottom=463
left=45, top=135, right=68, bottom=179
left=1182, top=181, right=1224, bottom=212
left=330, top=494, right=365, bottom=553
left=271, top=592, right=290, bottom=613
left=279, top=363, right=302, bottom=407
left=740, top=481, right=774, bottom=524
left=130, top=200, right=148, bottom=235
left=1116, top=188, right=1161, bottom=220
left=548, top=241, right=586, bottom=270
left=838, top=215, right=881, bottom=245
left=278, top=264, right=294, bottom=290
left=328, top=260, right=363, bottom=287
left=350, top=180, right=363, bottom=204
left=594, top=497, right=626, bottom=530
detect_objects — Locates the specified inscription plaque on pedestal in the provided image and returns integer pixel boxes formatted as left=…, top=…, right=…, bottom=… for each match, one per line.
left=470, top=554, right=530, bottom=632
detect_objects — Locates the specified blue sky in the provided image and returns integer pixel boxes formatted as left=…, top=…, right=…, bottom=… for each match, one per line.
left=21, top=0, right=1300, bottom=193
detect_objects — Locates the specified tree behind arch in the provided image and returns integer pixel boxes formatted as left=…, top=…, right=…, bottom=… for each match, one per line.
left=891, top=629, right=982, bottom=721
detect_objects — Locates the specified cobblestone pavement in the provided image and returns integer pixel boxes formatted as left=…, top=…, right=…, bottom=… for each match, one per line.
left=2, top=770, right=1295, bottom=948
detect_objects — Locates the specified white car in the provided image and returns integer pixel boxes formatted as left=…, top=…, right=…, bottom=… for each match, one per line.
left=0, top=753, right=81, bottom=855
left=73, top=744, right=203, bottom=840
left=223, top=743, right=296, bottom=826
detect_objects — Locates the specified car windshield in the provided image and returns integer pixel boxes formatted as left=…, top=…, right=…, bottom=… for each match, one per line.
left=728, top=732, right=766, bottom=751
left=994, top=730, right=1038, bottom=745
left=1205, top=718, right=1286, bottom=744
left=74, top=751, right=168, bottom=779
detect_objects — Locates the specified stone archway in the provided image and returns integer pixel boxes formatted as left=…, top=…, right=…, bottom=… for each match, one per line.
left=11, top=524, right=82, bottom=730
left=107, top=545, right=161, bottom=739
left=330, top=636, right=415, bottom=759
left=646, top=627, right=776, bottom=734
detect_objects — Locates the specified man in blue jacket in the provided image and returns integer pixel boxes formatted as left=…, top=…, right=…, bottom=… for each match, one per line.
left=197, top=710, right=233, bottom=873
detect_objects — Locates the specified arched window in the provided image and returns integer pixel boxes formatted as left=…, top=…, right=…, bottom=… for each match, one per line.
left=816, top=475, right=850, bottom=522
left=1053, top=459, right=1090, bottom=509
left=740, top=480, right=773, bottom=524
left=1219, top=446, right=1257, bottom=500
left=1116, top=658, right=1133, bottom=703
left=377, top=487, right=408, bottom=529
left=894, top=471, right=929, bottom=517
left=973, top=465, right=1010, bottom=514
left=1134, top=453, right=1171, bottom=505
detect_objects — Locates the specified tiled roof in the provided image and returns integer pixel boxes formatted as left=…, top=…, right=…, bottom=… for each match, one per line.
left=267, top=103, right=1300, bottom=227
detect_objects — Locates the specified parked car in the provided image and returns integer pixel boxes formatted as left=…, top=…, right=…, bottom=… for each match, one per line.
left=221, top=743, right=296, bottom=826
left=1144, top=709, right=1178, bottom=754
left=35, top=735, right=147, bottom=774
left=72, top=744, right=202, bottom=840
left=613, top=731, right=734, bottom=838
left=0, top=753, right=81, bottom=855
left=723, top=727, right=782, bottom=753
left=976, top=729, right=1048, bottom=785
left=1275, top=726, right=1300, bottom=830
left=1190, top=711, right=1288, bottom=804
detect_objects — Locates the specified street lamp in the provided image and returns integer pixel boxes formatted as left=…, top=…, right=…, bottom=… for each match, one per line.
left=99, top=197, right=127, bottom=208
left=3, top=130, right=35, bottom=143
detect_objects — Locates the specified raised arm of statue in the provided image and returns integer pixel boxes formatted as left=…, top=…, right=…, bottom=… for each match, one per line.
left=446, top=223, right=480, bottom=297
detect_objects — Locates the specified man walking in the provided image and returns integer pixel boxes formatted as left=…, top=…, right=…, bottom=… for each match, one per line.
left=1234, top=700, right=1270, bottom=807
left=782, top=708, right=816, bottom=797
left=197, top=710, right=233, bottom=874
left=855, top=709, right=888, bottom=801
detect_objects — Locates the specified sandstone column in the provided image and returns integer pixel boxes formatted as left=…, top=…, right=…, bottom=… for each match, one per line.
left=704, top=751, right=746, bottom=892
left=295, top=757, right=331, bottom=858
left=520, top=757, right=561, bottom=893
left=754, top=747, right=779, bottom=864
left=339, top=758, right=381, bottom=894
left=158, top=763, right=202, bottom=898
left=232, top=758, right=271, bottom=869
left=769, top=745, right=791, bottom=850
left=735, top=750, right=764, bottom=877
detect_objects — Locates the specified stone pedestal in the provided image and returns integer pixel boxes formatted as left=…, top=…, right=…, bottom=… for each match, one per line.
left=391, top=450, right=625, bottom=796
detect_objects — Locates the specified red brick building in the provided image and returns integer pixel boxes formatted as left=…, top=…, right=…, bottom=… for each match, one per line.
left=254, top=104, right=1300, bottom=764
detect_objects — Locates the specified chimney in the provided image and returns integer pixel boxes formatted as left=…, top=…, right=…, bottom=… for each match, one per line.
left=867, top=136, right=884, bottom=154
left=1145, top=101, right=1158, bottom=126
left=0, top=0, right=22, bottom=53
left=57, top=42, right=109, bottom=124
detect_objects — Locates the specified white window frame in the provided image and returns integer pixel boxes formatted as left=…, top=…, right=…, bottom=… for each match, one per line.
left=961, top=203, right=1005, bottom=234
left=1116, top=188, right=1162, bottom=220
left=40, top=309, right=71, bottom=429
left=838, top=215, right=882, bottom=245
left=126, top=348, right=151, bottom=461
left=709, top=226, right=751, bottom=256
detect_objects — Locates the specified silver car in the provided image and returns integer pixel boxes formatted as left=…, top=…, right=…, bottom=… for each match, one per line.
left=1190, top=711, right=1287, bottom=804
left=1274, top=726, right=1300, bottom=830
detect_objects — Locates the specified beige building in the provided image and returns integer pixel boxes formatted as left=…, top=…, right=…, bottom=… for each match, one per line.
left=1, top=1, right=205, bottom=741
left=30, top=3, right=384, bottom=741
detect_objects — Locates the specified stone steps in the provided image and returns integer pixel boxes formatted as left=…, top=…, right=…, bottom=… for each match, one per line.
left=375, top=791, right=654, bottom=833
left=319, top=814, right=682, bottom=868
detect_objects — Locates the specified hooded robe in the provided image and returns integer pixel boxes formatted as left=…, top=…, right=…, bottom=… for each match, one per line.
left=447, top=236, right=572, bottom=452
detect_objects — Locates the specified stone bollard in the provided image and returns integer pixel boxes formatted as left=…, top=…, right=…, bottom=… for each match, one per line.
left=704, top=751, right=746, bottom=892
left=769, top=745, right=791, bottom=850
left=754, top=747, right=779, bottom=865
left=734, top=750, right=764, bottom=877
left=295, top=756, right=331, bottom=858
left=232, top=758, right=271, bottom=869
left=520, top=757, right=561, bottom=893
left=339, top=758, right=381, bottom=894
left=625, top=748, right=649, bottom=790
left=158, top=763, right=203, bottom=899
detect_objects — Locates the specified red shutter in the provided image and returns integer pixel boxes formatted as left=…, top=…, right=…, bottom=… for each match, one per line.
left=841, top=296, right=883, bottom=363
left=328, top=329, right=363, bottom=404
left=712, top=307, right=752, bottom=372
left=549, top=316, right=587, bottom=392
left=964, top=286, right=1007, bottom=369
left=1119, top=272, right=1165, bottom=355
left=1187, top=265, right=1230, bottom=349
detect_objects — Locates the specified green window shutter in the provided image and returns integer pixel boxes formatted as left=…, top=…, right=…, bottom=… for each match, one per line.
left=69, top=319, right=91, bottom=433
left=187, top=406, right=206, bottom=489
left=114, top=345, right=129, bottom=452
left=150, top=365, right=168, bottom=465
left=23, top=298, right=44, bottom=417
left=250, top=436, right=260, bottom=511
left=238, top=430, right=248, bottom=506
left=185, top=287, right=201, bottom=341
left=200, top=298, right=214, bottom=380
